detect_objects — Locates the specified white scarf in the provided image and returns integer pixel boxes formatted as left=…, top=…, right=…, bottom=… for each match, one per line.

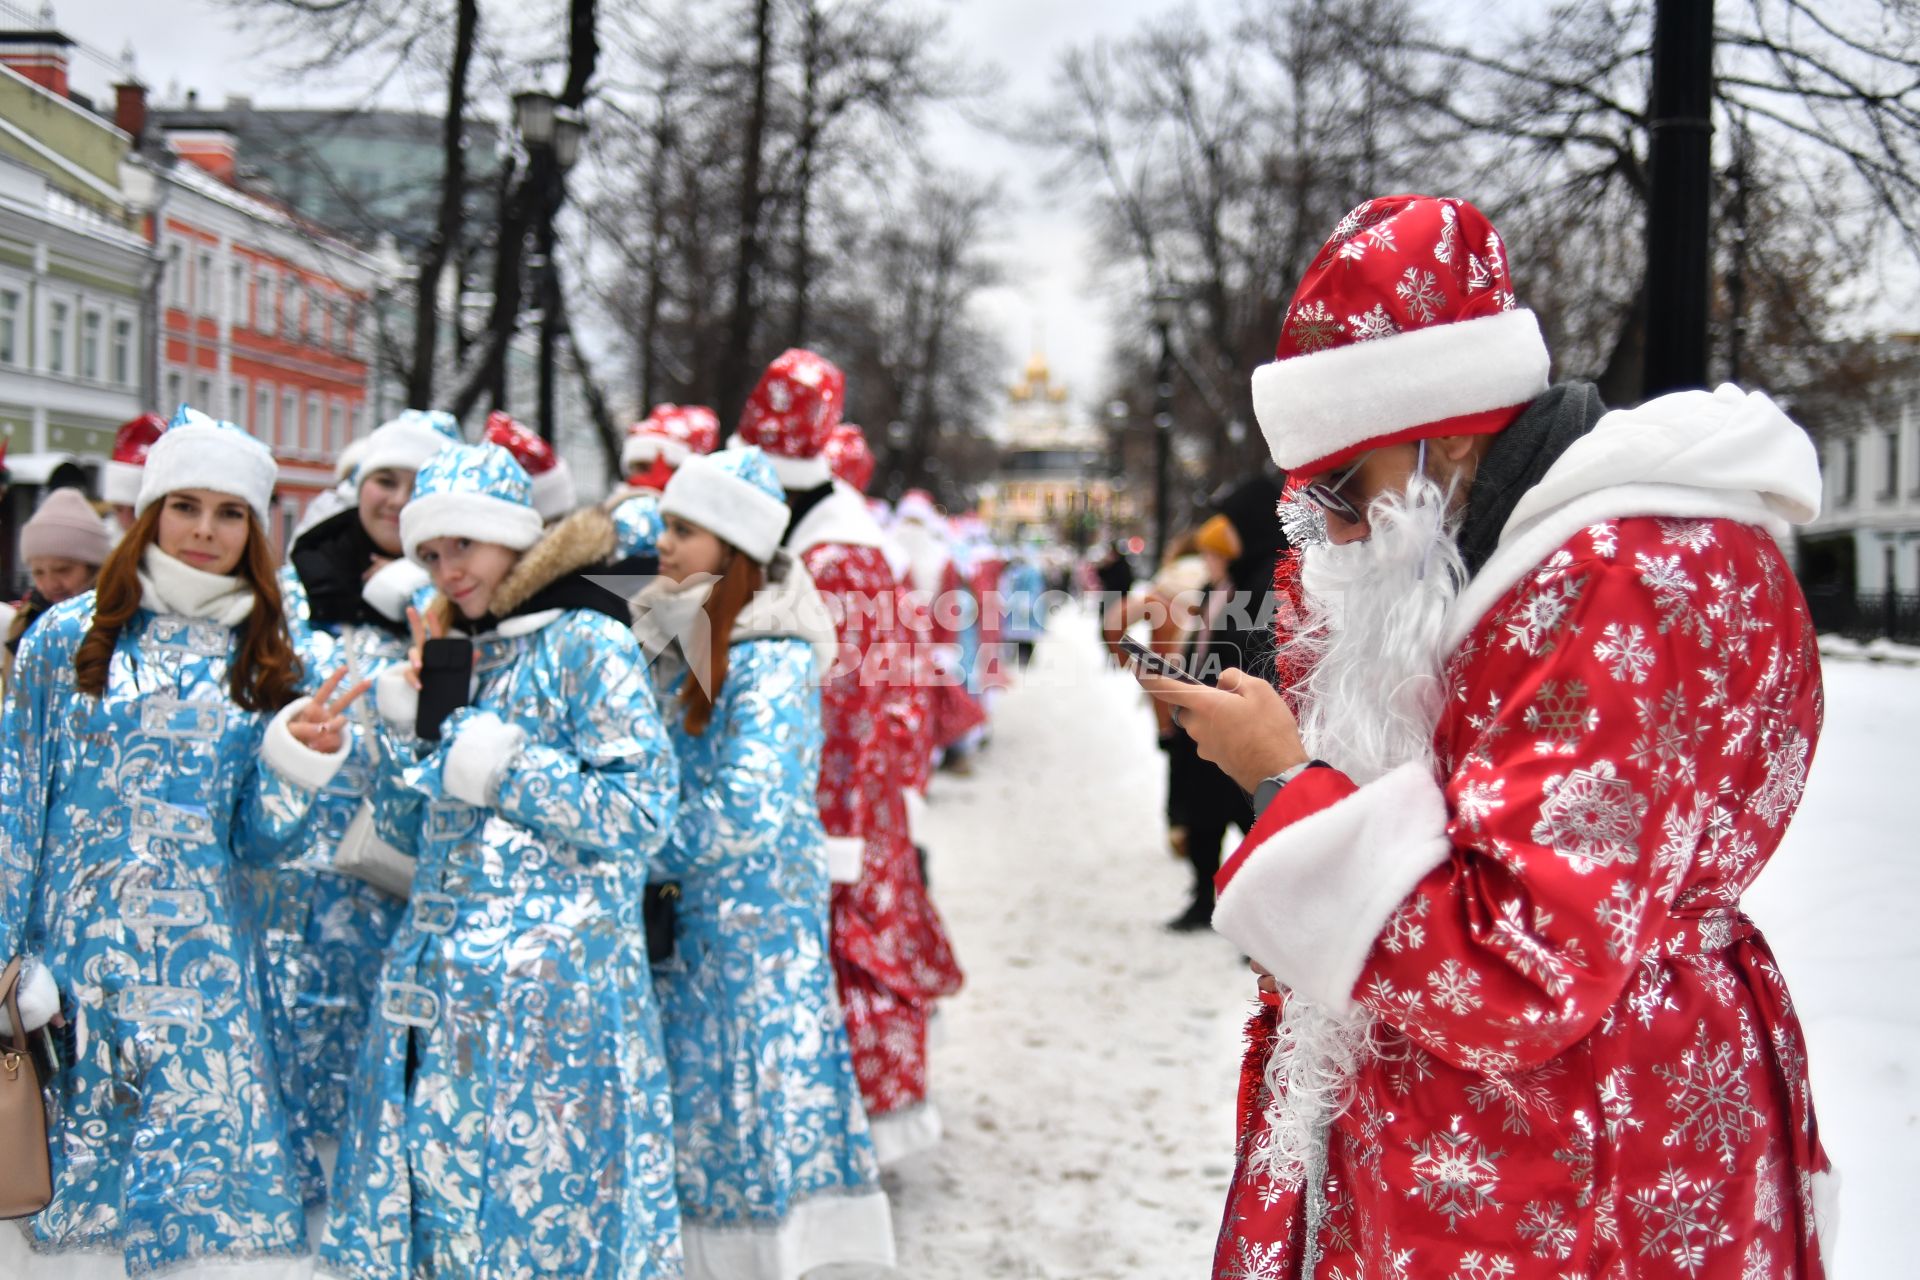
left=629, top=573, right=716, bottom=670
left=139, top=546, right=255, bottom=626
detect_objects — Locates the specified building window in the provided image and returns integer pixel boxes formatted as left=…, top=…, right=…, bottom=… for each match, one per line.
left=330, top=399, right=347, bottom=452
left=47, top=300, right=68, bottom=374
left=166, top=368, right=184, bottom=410
left=256, top=382, right=273, bottom=440
left=281, top=281, right=298, bottom=339
left=195, top=375, right=213, bottom=408
left=1884, top=545, right=1897, bottom=595
left=80, top=311, right=102, bottom=381
left=166, top=244, right=185, bottom=308
left=229, top=380, right=247, bottom=428
left=254, top=271, right=269, bottom=330
left=112, top=317, right=133, bottom=384
left=0, top=288, right=18, bottom=365
left=306, top=391, right=323, bottom=453
left=229, top=262, right=245, bottom=325
left=1840, top=437, right=1858, bottom=507
left=196, top=250, right=214, bottom=316
left=1884, top=430, right=1901, bottom=501
left=282, top=390, right=299, bottom=452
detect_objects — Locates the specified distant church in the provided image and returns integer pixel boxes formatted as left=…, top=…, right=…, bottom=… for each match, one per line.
left=978, top=352, right=1135, bottom=548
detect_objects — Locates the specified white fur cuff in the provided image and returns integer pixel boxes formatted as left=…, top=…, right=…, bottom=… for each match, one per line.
left=376, top=666, right=420, bottom=735
left=0, top=960, right=59, bottom=1036
left=362, top=558, right=432, bottom=622
left=1212, top=761, right=1451, bottom=1013
left=262, top=696, right=353, bottom=793
left=443, top=712, right=526, bottom=806
left=825, top=835, right=865, bottom=884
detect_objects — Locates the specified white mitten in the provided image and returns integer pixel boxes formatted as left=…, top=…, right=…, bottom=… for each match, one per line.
left=0, top=959, right=60, bottom=1036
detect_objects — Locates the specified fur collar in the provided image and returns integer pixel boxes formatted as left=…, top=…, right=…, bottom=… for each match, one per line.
left=436, top=506, right=618, bottom=623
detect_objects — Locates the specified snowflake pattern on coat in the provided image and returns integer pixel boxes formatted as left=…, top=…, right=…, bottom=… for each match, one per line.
left=1214, top=516, right=1831, bottom=1280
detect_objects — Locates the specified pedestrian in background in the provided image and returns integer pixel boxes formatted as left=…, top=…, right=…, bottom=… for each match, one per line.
left=2, top=486, right=110, bottom=679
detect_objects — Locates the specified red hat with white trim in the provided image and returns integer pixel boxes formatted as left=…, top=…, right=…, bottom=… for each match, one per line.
left=102, top=413, right=167, bottom=506
left=735, top=348, right=845, bottom=490
left=824, top=423, right=875, bottom=493
left=1251, top=194, right=1550, bottom=478
left=483, top=411, right=575, bottom=520
left=621, top=404, right=720, bottom=482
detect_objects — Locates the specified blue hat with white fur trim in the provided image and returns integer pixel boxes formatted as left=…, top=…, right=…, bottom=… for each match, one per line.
left=136, top=405, right=279, bottom=524
left=660, top=446, right=792, bottom=563
left=355, top=410, right=463, bottom=487
left=400, top=442, right=545, bottom=563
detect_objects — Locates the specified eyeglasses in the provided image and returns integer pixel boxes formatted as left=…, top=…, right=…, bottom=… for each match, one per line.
left=1298, top=454, right=1371, bottom=524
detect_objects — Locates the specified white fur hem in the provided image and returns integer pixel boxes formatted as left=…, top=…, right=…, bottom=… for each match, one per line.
left=0, top=960, right=59, bottom=1035
left=360, top=558, right=431, bottom=623
left=0, top=1230, right=315, bottom=1280
left=763, top=451, right=833, bottom=491
left=868, top=1102, right=943, bottom=1166
left=1212, top=762, right=1450, bottom=1013
left=680, top=1190, right=895, bottom=1280
left=400, top=490, right=543, bottom=563
left=1252, top=309, right=1548, bottom=471
left=261, top=697, right=352, bottom=794
left=530, top=458, right=575, bottom=520
left=621, top=435, right=690, bottom=473
left=903, top=787, right=930, bottom=841
left=661, top=456, right=793, bottom=563
left=1444, top=483, right=1785, bottom=652
left=786, top=484, right=888, bottom=555
left=825, top=835, right=865, bottom=884
left=374, top=666, right=419, bottom=735
left=442, top=712, right=526, bottom=806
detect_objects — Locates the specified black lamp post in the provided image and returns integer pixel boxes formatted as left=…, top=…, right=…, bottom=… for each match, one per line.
left=1150, top=289, right=1181, bottom=564
left=512, top=89, right=586, bottom=443
left=1642, top=0, right=1714, bottom=397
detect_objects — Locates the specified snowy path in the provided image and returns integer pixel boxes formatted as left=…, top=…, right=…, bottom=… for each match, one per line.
left=874, top=612, right=1920, bottom=1277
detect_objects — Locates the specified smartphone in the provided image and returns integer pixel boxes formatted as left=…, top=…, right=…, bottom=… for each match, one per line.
left=416, top=637, right=474, bottom=741
left=1118, top=633, right=1203, bottom=685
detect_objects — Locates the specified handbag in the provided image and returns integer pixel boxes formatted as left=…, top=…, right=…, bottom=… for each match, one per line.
left=0, top=958, right=53, bottom=1219
left=643, top=882, right=680, bottom=966
left=333, top=801, right=417, bottom=900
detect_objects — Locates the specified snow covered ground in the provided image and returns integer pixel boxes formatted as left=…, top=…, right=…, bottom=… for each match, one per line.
left=868, top=609, right=1920, bottom=1277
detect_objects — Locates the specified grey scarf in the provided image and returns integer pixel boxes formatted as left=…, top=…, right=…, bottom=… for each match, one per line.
left=1455, top=382, right=1607, bottom=577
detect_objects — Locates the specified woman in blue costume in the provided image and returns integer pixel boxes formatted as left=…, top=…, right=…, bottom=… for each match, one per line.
left=630, top=447, right=893, bottom=1279
left=249, top=410, right=461, bottom=1169
left=318, top=443, right=684, bottom=1280
left=0, top=408, right=367, bottom=1279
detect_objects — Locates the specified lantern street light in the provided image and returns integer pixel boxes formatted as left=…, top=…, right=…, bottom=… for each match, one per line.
left=511, top=89, right=588, bottom=443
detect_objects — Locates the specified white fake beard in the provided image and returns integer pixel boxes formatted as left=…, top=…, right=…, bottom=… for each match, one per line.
left=1251, top=472, right=1466, bottom=1192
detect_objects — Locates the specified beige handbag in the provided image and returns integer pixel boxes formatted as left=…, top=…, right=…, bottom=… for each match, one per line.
left=0, top=958, right=53, bottom=1219
left=333, top=801, right=417, bottom=900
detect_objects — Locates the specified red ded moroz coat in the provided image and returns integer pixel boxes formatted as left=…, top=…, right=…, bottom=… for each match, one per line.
left=1210, top=389, right=1834, bottom=1280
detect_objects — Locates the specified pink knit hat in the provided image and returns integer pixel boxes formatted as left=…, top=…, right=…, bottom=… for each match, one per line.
left=21, top=487, right=111, bottom=565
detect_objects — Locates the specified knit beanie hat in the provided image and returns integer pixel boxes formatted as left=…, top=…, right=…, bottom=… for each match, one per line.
left=136, top=406, right=279, bottom=524
left=21, top=486, right=111, bottom=565
left=400, top=442, right=545, bottom=563
left=735, top=348, right=845, bottom=490
left=660, top=446, right=793, bottom=564
left=356, top=409, right=463, bottom=486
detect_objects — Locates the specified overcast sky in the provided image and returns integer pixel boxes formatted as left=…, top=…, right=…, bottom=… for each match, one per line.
left=43, top=0, right=1173, bottom=416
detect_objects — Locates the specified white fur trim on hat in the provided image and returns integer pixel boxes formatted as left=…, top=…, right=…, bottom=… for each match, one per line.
left=661, top=458, right=793, bottom=564
left=1251, top=308, right=1550, bottom=472
left=762, top=451, right=833, bottom=491
left=357, top=419, right=451, bottom=484
left=530, top=458, right=576, bottom=520
left=135, top=423, right=279, bottom=525
left=621, top=435, right=690, bottom=475
left=401, top=491, right=544, bottom=563
left=101, top=458, right=144, bottom=506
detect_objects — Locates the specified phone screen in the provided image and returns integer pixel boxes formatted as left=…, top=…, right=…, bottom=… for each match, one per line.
left=1118, top=634, right=1202, bottom=685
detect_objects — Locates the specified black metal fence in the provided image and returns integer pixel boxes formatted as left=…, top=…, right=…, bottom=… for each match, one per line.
left=1802, top=585, right=1920, bottom=645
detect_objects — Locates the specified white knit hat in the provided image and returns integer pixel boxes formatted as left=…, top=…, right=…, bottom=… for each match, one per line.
left=659, top=447, right=793, bottom=564
left=136, top=406, right=278, bottom=525
left=356, top=409, right=463, bottom=486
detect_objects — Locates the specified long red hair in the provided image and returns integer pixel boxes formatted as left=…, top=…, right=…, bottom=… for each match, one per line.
left=73, top=502, right=302, bottom=711
left=679, top=551, right=765, bottom=736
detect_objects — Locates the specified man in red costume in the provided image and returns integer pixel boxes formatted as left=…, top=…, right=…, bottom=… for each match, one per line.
left=1149, top=194, right=1835, bottom=1279
left=738, top=351, right=964, bottom=1164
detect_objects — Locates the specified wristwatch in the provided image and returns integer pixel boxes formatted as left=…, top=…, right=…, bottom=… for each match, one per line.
left=1251, top=759, right=1327, bottom=815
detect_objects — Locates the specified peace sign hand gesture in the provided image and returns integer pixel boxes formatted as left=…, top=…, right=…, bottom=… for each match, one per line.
left=288, top=666, right=374, bottom=756
left=405, top=604, right=449, bottom=690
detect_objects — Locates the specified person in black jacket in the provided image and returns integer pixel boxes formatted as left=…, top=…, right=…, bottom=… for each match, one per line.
left=1163, top=472, right=1286, bottom=930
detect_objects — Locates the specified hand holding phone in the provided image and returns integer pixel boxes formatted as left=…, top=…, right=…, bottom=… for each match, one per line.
left=417, top=636, right=474, bottom=742
left=1118, top=633, right=1202, bottom=685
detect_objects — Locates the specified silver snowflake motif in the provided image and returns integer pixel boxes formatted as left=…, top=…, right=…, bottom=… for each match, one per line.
left=1465, top=1058, right=1566, bottom=1135
left=1449, top=1250, right=1516, bottom=1280
left=1407, top=1115, right=1503, bottom=1231
left=1493, top=288, right=1517, bottom=311
left=1317, top=199, right=1397, bottom=268
left=1488, top=897, right=1579, bottom=996
left=1428, top=958, right=1484, bottom=1016
left=1465, top=252, right=1491, bottom=292
left=1553, top=1110, right=1598, bottom=1207
left=1523, top=680, right=1598, bottom=754
left=1457, top=777, right=1507, bottom=832
left=1629, top=688, right=1703, bottom=797
left=1485, top=229, right=1506, bottom=274
left=1288, top=299, right=1345, bottom=354
left=1631, top=1162, right=1732, bottom=1276
left=1626, top=952, right=1680, bottom=1029
left=1706, top=570, right=1767, bottom=662
left=1532, top=760, right=1649, bottom=872
left=1517, top=1199, right=1578, bottom=1260
left=1382, top=893, right=1431, bottom=954
left=1751, top=1146, right=1787, bottom=1232
left=1395, top=266, right=1447, bottom=324
left=1654, top=1018, right=1763, bottom=1172
left=1595, top=880, right=1647, bottom=961
left=1741, top=1239, right=1778, bottom=1280
left=1751, top=728, right=1809, bottom=827
left=1654, top=793, right=1707, bottom=904
left=1434, top=202, right=1459, bottom=262
left=1599, top=1067, right=1646, bottom=1141
left=1364, top=220, right=1400, bottom=253
left=1502, top=572, right=1585, bottom=654
left=1636, top=552, right=1713, bottom=645
left=1594, top=622, right=1656, bottom=683
left=1587, top=521, right=1619, bottom=557
left=1224, top=1237, right=1289, bottom=1280
left=1659, top=519, right=1718, bottom=553
left=1347, top=303, right=1400, bottom=342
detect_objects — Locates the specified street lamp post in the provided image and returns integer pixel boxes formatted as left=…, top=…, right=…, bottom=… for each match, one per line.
left=1642, top=0, right=1714, bottom=397
left=1151, top=290, right=1181, bottom=565
left=511, top=90, right=586, bottom=443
